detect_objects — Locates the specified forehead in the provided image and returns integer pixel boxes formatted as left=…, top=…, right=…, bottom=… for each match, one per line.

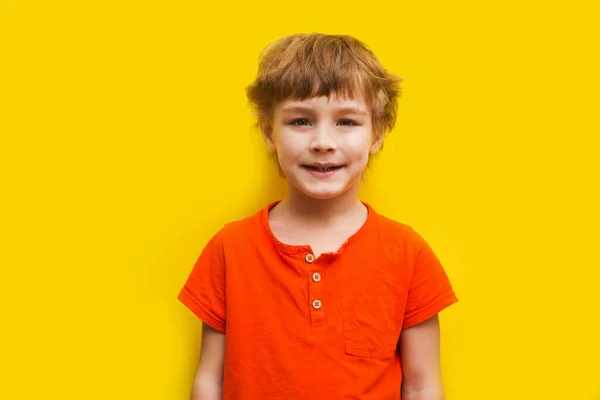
left=277, top=93, right=370, bottom=113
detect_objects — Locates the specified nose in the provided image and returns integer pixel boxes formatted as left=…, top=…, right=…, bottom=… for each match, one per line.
left=309, top=126, right=337, bottom=153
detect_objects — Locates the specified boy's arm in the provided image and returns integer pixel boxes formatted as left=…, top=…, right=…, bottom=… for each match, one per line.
left=399, top=314, right=445, bottom=400
left=190, top=323, right=226, bottom=400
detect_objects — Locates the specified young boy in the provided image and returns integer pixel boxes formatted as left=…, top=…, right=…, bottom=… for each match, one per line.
left=178, top=33, right=458, bottom=400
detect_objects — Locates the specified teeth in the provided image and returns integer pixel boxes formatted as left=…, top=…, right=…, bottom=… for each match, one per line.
left=309, top=166, right=337, bottom=171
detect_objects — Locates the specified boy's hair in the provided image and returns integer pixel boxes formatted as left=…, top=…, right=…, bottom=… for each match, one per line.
left=246, top=33, right=402, bottom=140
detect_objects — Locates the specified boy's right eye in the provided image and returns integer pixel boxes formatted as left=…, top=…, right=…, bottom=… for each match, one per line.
left=289, top=118, right=311, bottom=126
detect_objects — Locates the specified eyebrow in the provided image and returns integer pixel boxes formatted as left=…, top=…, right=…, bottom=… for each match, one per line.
left=281, top=105, right=368, bottom=116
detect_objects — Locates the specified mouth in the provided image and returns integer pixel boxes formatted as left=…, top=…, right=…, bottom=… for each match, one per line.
left=301, top=164, right=344, bottom=172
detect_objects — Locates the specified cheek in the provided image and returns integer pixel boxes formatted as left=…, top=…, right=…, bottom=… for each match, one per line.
left=276, top=133, right=304, bottom=158
left=346, top=136, right=373, bottom=159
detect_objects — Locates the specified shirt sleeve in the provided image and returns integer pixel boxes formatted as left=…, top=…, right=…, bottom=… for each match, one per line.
left=177, top=229, right=226, bottom=333
left=402, top=230, right=458, bottom=329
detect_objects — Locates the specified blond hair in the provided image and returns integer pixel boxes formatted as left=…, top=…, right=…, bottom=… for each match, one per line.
left=246, top=33, right=402, bottom=139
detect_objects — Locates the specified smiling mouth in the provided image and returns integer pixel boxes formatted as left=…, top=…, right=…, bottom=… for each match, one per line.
left=302, top=165, right=344, bottom=172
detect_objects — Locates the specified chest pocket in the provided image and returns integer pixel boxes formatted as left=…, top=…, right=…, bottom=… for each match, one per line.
left=341, top=295, right=401, bottom=358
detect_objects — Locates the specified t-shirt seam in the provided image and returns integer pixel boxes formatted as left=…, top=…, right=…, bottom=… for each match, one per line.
left=402, top=291, right=458, bottom=328
left=178, top=289, right=226, bottom=333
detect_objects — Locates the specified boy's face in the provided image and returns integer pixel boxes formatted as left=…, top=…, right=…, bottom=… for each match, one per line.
left=265, top=93, right=382, bottom=201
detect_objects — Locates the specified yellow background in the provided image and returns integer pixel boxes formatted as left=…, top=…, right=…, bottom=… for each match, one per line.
left=1, top=0, right=599, bottom=398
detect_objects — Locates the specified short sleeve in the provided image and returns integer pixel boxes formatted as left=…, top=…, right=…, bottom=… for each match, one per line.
left=402, top=231, right=458, bottom=329
left=177, top=230, right=226, bottom=333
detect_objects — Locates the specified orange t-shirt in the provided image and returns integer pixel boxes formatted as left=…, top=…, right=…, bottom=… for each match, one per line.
left=178, top=201, right=458, bottom=399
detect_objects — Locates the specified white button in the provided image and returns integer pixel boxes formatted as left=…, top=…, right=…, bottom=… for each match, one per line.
left=305, top=253, right=315, bottom=263
left=312, top=272, right=321, bottom=282
left=312, top=299, right=322, bottom=310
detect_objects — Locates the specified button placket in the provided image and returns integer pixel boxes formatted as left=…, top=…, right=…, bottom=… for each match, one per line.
left=304, top=252, right=325, bottom=327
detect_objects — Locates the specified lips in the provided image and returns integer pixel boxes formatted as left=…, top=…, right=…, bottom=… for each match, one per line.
left=301, top=163, right=345, bottom=179
left=302, top=164, right=344, bottom=172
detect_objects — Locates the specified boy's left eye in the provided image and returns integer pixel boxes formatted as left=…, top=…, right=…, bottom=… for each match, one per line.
left=338, top=119, right=358, bottom=126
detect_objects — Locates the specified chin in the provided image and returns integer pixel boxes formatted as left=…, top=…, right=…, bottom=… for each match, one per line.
left=302, top=190, right=343, bottom=200
left=296, top=182, right=356, bottom=201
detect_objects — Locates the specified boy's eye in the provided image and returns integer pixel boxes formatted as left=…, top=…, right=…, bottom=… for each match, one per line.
left=338, top=119, right=358, bottom=126
left=290, top=118, right=311, bottom=126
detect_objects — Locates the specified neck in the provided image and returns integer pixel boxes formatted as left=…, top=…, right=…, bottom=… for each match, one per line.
left=277, top=183, right=364, bottom=224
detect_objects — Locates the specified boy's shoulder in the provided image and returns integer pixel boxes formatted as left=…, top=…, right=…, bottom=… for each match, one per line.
left=369, top=207, right=433, bottom=252
left=372, top=207, right=421, bottom=234
left=211, top=203, right=269, bottom=241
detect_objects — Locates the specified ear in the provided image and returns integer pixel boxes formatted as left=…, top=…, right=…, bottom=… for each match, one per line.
left=261, top=120, right=276, bottom=152
left=369, top=129, right=385, bottom=154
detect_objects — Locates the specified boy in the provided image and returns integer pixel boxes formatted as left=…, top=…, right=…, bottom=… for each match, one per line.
left=178, top=33, right=458, bottom=399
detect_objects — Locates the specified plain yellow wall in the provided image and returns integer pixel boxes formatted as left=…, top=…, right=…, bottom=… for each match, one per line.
left=1, top=0, right=599, bottom=398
